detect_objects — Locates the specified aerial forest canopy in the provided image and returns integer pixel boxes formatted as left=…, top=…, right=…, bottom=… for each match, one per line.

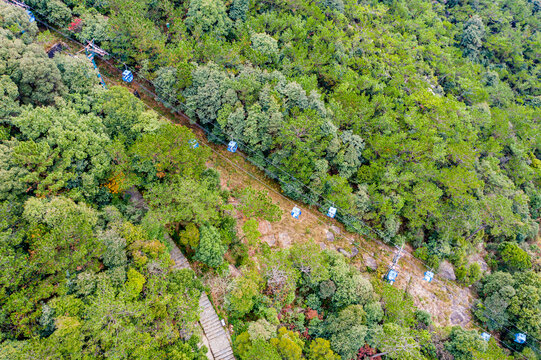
left=0, top=0, right=540, bottom=359
left=20, top=0, right=539, bottom=257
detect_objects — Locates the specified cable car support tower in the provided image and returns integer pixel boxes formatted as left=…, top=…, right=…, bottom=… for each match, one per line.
left=385, top=244, right=404, bottom=285
left=78, top=40, right=108, bottom=89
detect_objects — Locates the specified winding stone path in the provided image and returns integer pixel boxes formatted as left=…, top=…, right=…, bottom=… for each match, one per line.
left=166, top=236, right=235, bottom=360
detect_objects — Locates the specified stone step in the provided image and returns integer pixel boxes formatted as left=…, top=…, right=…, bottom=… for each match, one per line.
left=201, top=316, right=220, bottom=325
left=213, top=347, right=232, bottom=356
left=205, top=324, right=224, bottom=335
left=213, top=347, right=234, bottom=359
left=207, top=330, right=225, bottom=340
left=208, top=332, right=226, bottom=341
left=214, top=351, right=235, bottom=360
left=200, top=296, right=212, bottom=306
left=202, top=320, right=222, bottom=331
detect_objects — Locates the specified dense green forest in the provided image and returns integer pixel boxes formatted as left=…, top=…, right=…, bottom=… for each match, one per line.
left=21, top=0, right=540, bottom=259
left=0, top=0, right=540, bottom=359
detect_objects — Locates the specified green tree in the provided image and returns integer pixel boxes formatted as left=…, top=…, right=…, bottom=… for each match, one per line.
left=241, top=218, right=260, bottom=247
left=145, top=176, right=223, bottom=231
left=194, top=224, right=226, bottom=268
left=185, top=0, right=232, bottom=37
left=235, top=187, right=282, bottom=222
left=0, top=75, right=19, bottom=118
left=153, top=66, right=180, bottom=108
left=460, top=15, right=485, bottom=61
left=229, top=0, right=249, bottom=21
left=0, top=2, right=38, bottom=43
left=0, top=34, right=65, bottom=106
left=369, top=324, right=424, bottom=360
left=498, top=242, right=532, bottom=272
left=97, top=86, right=157, bottom=143
left=227, top=270, right=261, bottom=318
left=250, top=32, right=278, bottom=60
left=325, top=305, right=367, bottom=359
left=178, top=223, right=200, bottom=250
left=445, top=327, right=487, bottom=360
left=9, top=106, right=111, bottom=201
left=125, top=267, right=146, bottom=300
left=308, top=338, right=341, bottom=360
left=130, top=122, right=209, bottom=180
left=270, top=327, right=304, bottom=360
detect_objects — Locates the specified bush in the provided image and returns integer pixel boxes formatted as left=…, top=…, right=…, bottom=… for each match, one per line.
left=415, top=309, right=432, bottom=327
left=194, top=225, right=226, bottom=268
left=498, top=242, right=532, bottom=272
left=178, top=223, right=200, bottom=250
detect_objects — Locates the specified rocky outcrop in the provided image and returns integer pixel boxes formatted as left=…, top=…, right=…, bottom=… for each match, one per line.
left=438, top=260, right=456, bottom=281
left=362, top=253, right=378, bottom=271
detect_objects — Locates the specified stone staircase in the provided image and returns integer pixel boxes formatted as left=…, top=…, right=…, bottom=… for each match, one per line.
left=166, top=236, right=235, bottom=360
left=199, top=294, right=235, bottom=360
left=168, top=240, right=191, bottom=270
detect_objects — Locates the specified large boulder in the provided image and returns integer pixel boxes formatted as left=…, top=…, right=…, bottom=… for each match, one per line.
left=362, top=253, right=378, bottom=271
left=278, top=232, right=291, bottom=247
left=326, top=230, right=335, bottom=242
left=438, top=260, right=456, bottom=281
left=258, top=220, right=272, bottom=235
left=467, top=253, right=489, bottom=272
left=262, top=235, right=276, bottom=247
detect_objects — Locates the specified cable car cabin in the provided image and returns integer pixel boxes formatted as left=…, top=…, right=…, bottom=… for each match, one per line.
left=514, top=333, right=527, bottom=344
left=122, top=70, right=134, bottom=83
left=327, top=206, right=337, bottom=218
left=189, top=139, right=199, bottom=149
left=385, top=269, right=398, bottom=285
left=227, top=141, right=238, bottom=153
left=291, top=206, right=301, bottom=219
left=481, top=332, right=491, bottom=342
left=423, top=271, right=434, bottom=282
left=26, top=10, right=35, bottom=22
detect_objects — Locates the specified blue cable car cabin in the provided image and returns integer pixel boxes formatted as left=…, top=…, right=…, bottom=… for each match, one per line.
left=327, top=206, right=337, bottom=218
left=227, top=141, right=238, bottom=153
left=514, top=333, right=527, bottom=344
left=385, top=269, right=398, bottom=285
left=481, top=332, right=491, bottom=342
left=291, top=206, right=301, bottom=219
left=26, top=10, right=35, bottom=22
left=423, top=271, right=434, bottom=282
left=122, top=69, right=134, bottom=83
left=189, top=139, right=199, bottom=149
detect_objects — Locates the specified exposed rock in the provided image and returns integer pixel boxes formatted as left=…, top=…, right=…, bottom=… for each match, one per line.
left=338, top=248, right=350, bottom=257
left=229, top=264, right=242, bottom=277
left=258, top=220, right=272, bottom=235
left=326, top=230, right=335, bottom=242
left=362, top=253, right=378, bottom=270
left=278, top=232, right=291, bottom=247
left=331, top=225, right=341, bottom=234
left=262, top=235, right=276, bottom=247
left=450, top=311, right=467, bottom=326
left=467, top=253, right=489, bottom=272
left=319, top=242, right=326, bottom=250
left=338, top=247, right=358, bottom=258
left=438, top=260, right=456, bottom=281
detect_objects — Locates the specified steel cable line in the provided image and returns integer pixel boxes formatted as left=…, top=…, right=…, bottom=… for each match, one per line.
left=14, top=3, right=541, bottom=353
